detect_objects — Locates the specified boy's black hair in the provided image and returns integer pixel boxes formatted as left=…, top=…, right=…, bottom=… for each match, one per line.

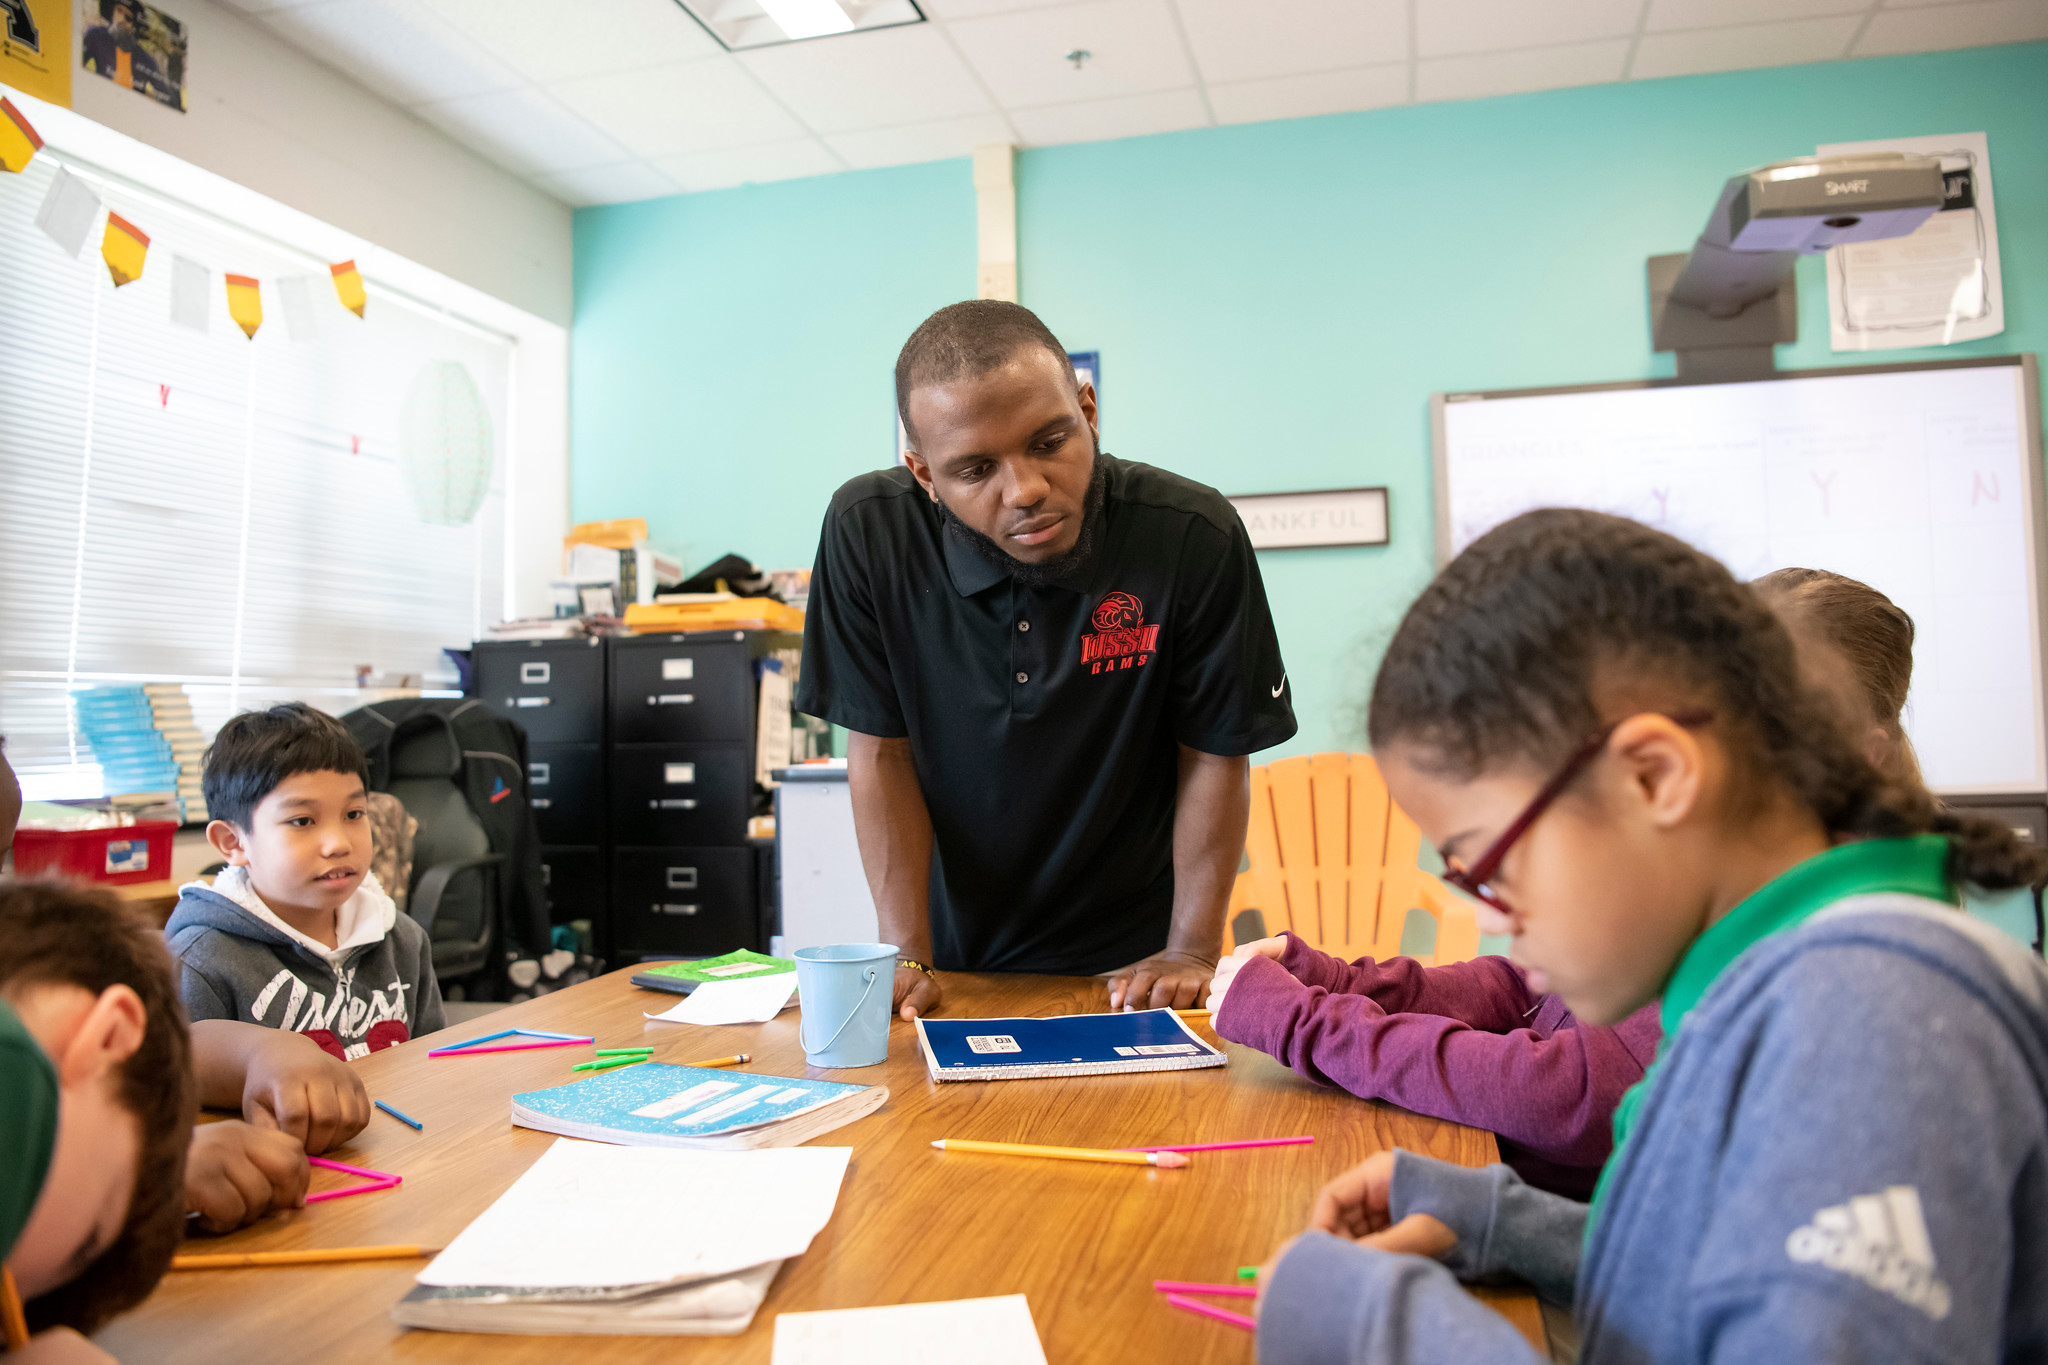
left=894, top=300, right=1075, bottom=446
left=1, top=880, right=195, bottom=1336
left=1368, top=508, right=2045, bottom=893
left=201, top=702, right=370, bottom=829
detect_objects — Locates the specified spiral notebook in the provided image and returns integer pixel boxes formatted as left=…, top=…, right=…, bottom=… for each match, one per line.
left=915, top=1009, right=1226, bottom=1082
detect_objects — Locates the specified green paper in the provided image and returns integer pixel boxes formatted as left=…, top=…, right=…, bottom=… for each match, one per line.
left=638, top=948, right=796, bottom=985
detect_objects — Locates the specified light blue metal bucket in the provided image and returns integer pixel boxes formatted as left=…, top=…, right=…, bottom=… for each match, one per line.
left=794, top=943, right=897, bottom=1069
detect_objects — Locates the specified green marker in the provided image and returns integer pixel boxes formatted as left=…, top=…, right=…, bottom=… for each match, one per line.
left=594, top=1048, right=654, bottom=1057
left=573, top=1055, right=643, bottom=1072
left=1237, top=1266, right=1257, bottom=1281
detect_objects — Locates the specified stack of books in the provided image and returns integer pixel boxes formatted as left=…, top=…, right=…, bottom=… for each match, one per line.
left=71, top=684, right=208, bottom=824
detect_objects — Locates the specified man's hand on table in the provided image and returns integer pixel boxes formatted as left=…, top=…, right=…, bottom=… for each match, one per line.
left=894, top=965, right=942, bottom=1021
left=241, top=1026, right=370, bottom=1153
left=1204, top=935, right=1287, bottom=1014
left=1106, top=949, right=1216, bottom=1011
left=185, top=1120, right=309, bottom=1233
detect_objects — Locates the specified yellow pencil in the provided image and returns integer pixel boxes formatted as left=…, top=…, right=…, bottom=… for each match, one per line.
left=930, top=1139, right=1190, bottom=1168
left=2, top=1265, right=28, bottom=1349
left=682, top=1053, right=750, bottom=1068
left=169, top=1245, right=435, bottom=1270
left=1175, top=1009, right=1211, bottom=1018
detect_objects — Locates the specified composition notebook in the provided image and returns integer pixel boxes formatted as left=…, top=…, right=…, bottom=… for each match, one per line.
left=915, top=1009, right=1226, bottom=1082
left=512, top=1063, right=887, bottom=1149
left=632, top=949, right=796, bottom=996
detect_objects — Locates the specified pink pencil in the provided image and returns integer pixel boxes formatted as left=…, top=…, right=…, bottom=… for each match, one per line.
left=1164, top=1293, right=1256, bottom=1330
left=1153, top=1280, right=1256, bottom=1297
left=1120, top=1136, right=1314, bottom=1154
left=427, top=1037, right=591, bottom=1057
left=304, top=1157, right=400, bottom=1203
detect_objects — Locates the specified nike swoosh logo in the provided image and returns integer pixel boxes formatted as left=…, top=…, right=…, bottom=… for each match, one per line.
left=1271, top=674, right=1287, bottom=698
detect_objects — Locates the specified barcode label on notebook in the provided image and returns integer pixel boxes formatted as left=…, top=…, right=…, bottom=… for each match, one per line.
left=1132, top=1044, right=1200, bottom=1056
left=1113, top=1047, right=1138, bottom=1056
left=966, top=1035, right=1022, bottom=1054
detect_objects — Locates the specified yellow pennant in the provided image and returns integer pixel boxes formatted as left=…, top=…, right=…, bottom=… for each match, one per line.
left=224, top=274, right=262, bottom=339
left=330, top=259, right=366, bottom=318
left=101, top=212, right=148, bottom=287
left=0, top=98, right=43, bottom=174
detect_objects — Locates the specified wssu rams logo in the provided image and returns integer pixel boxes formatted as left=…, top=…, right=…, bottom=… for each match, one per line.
left=1082, top=591, right=1161, bottom=675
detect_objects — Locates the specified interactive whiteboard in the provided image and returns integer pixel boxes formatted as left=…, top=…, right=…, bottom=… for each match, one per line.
left=1432, top=356, right=2047, bottom=797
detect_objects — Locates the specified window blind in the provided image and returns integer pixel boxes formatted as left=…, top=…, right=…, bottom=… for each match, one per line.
left=0, top=151, right=512, bottom=799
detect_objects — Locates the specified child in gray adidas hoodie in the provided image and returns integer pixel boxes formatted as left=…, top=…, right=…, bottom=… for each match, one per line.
left=165, top=704, right=443, bottom=1060
left=1253, top=510, right=2048, bottom=1364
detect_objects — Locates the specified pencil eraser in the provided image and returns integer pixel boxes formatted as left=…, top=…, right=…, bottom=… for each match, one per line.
left=1154, top=1151, right=1191, bottom=1168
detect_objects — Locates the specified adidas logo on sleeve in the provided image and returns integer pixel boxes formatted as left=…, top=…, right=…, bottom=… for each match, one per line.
left=1786, top=1185, right=1952, bottom=1320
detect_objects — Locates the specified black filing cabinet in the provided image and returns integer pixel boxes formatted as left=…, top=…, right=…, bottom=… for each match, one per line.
left=472, top=637, right=608, bottom=954
left=607, top=630, right=800, bottom=959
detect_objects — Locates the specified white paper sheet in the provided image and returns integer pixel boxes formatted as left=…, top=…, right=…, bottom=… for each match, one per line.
left=417, top=1140, right=851, bottom=1288
left=1819, top=132, right=2003, bottom=351
left=644, top=972, right=798, bottom=1025
left=772, top=1295, right=1048, bottom=1365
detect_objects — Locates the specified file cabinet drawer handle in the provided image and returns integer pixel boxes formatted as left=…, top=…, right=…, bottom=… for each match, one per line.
left=653, top=903, right=699, bottom=916
left=530, top=798, right=552, bottom=809
left=652, top=799, right=698, bottom=810
left=648, top=693, right=695, bottom=706
left=520, top=662, right=551, bottom=684
left=529, top=763, right=551, bottom=785
left=667, top=867, right=698, bottom=889
left=511, top=696, right=552, bottom=709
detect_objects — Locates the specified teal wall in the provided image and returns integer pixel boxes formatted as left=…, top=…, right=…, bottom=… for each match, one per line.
left=573, top=41, right=2048, bottom=761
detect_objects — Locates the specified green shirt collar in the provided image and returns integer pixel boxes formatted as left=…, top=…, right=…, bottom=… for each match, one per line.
left=1658, top=833, right=1954, bottom=1037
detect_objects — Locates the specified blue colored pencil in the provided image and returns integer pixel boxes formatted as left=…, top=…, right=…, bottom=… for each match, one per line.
left=374, top=1099, right=423, bottom=1130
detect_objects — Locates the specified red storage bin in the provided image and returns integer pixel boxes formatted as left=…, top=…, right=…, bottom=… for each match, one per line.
left=11, top=820, right=178, bottom=885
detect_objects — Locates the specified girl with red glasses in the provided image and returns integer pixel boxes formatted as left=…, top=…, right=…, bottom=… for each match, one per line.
left=1252, top=508, right=2048, bottom=1365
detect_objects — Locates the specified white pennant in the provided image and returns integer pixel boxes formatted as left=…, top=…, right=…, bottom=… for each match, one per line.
left=35, top=166, right=100, bottom=258
left=170, top=254, right=209, bottom=332
left=278, top=274, right=318, bottom=342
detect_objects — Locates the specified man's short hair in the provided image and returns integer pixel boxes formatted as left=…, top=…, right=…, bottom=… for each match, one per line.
left=894, top=300, right=1074, bottom=446
left=202, top=702, right=369, bottom=830
left=1, top=881, right=195, bottom=1336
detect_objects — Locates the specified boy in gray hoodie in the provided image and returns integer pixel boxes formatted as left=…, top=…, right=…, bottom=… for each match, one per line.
left=165, top=704, right=443, bottom=1060
left=1254, top=511, right=2048, bottom=1364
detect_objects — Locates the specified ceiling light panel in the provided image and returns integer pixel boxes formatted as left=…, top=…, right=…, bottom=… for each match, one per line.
left=674, top=0, right=925, bottom=51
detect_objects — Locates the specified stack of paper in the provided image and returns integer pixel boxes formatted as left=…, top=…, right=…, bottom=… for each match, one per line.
left=391, top=1141, right=851, bottom=1336
left=644, top=971, right=798, bottom=1025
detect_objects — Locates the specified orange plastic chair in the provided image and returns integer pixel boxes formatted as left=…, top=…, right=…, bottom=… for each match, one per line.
left=1224, top=752, right=1482, bottom=966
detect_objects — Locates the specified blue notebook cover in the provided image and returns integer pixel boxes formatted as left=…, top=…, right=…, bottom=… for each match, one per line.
left=510, top=1063, right=886, bottom=1148
left=915, top=1009, right=1226, bottom=1081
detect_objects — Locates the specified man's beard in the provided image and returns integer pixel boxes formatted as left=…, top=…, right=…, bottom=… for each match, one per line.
left=936, top=449, right=1109, bottom=589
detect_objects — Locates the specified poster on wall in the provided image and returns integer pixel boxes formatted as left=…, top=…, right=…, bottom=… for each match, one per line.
left=81, top=0, right=186, bottom=112
left=1819, top=131, right=2002, bottom=352
left=0, top=0, right=73, bottom=107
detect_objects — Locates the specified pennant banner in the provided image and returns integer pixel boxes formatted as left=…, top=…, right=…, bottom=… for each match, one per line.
left=36, top=166, right=100, bottom=257
left=224, top=273, right=261, bottom=339
left=101, top=211, right=148, bottom=286
left=0, top=99, right=43, bottom=174
left=170, top=255, right=208, bottom=332
left=330, top=259, right=365, bottom=318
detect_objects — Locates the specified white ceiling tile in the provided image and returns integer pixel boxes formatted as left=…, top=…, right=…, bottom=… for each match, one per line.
left=1208, top=63, right=1408, bottom=124
left=1417, top=39, right=1631, bottom=101
left=535, top=160, right=684, bottom=207
left=1632, top=15, right=1861, bottom=77
left=256, top=0, right=523, bottom=104
left=739, top=24, right=994, bottom=133
left=411, top=86, right=632, bottom=176
left=919, top=0, right=1077, bottom=16
left=824, top=114, right=1017, bottom=168
left=1418, top=0, right=1642, bottom=57
left=1174, top=0, right=1407, bottom=83
left=650, top=138, right=848, bottom=192
left=422, top=0, right=722, bottom=83
left=1007, top=87, right=1209, bottom=145
left=547, top=59, right=809, bottom=157
left=1647, top=0, right=1866, bottom=29
left=947, top=0, right=1198, bottom=106
left=1855, top=0, right=2048, bottom=50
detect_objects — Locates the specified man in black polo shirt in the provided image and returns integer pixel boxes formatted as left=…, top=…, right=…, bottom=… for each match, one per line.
left=797, top=301, right=1295, bottom=1018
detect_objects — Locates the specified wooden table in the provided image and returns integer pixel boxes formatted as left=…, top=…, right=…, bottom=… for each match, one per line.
left=103, top=968, right=1543, bottom=1362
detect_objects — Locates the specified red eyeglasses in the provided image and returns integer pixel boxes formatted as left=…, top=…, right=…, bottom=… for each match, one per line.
left=1439, top=710, right=1714, bottom=918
